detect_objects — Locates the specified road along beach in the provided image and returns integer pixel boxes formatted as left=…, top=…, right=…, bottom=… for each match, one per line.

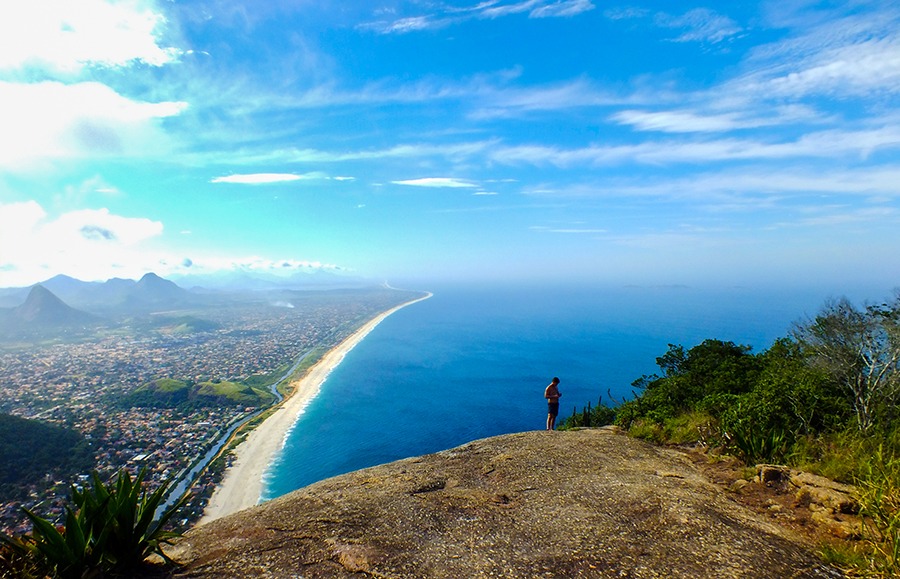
left=199, top=292, right=431, bottom=524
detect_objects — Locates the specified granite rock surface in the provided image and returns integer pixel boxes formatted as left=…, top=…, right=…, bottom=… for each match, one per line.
left=169, top=428, right=843, bottom=578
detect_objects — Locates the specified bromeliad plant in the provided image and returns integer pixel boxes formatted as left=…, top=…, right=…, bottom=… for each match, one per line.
left=2, top=468, right=187, bottom=578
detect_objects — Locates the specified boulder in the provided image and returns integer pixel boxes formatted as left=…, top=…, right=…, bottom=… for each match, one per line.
left=790, top=472, right=858, bottom=514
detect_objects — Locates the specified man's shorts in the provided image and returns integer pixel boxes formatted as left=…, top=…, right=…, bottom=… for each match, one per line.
left=548, top=402, right=559, bottom=417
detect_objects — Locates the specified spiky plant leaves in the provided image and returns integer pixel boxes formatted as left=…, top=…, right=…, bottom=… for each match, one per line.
left=20, top=504, right=103, bottom=579
left=17, top=468, right=188, bottom=576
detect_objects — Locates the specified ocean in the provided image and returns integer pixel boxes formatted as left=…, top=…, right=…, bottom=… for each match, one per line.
left=261, top=282, right=837, bottom=501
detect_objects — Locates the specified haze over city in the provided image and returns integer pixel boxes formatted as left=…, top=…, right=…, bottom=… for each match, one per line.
left=1, top=1, right=898, bottom=292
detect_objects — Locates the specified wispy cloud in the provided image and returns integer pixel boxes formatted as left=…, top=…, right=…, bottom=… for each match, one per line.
left=611, top=110, right=750, bottom=133
left=363, top=0, right=594, bottom=35
left=490, top=125, right=900, bottom=167
left=210, top=172, right=329, bottom=185
left=519, top=166, right=900, bottom=202
left=766, top=38, right=900, bottom=98
left=733, top=7, right=900, bottom=98
left=531, top=0, right=594, bottom=19
left=655, top=8, right=743, bottom=45
left=392, top=177, right=479, bottom=188
left=602, top=6, right=742, bottom=45
left=277, top=141, right=497, bottom=164
left=279, top=74, right=633, bottom=117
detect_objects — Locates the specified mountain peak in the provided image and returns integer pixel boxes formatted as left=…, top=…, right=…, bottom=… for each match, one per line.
left=129, top=273, right=191, bottom=306
left=14, top=285, right=95, bottom=325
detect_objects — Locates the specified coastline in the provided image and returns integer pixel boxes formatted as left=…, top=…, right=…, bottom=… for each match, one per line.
left=198, top=292, right=432, bottom=525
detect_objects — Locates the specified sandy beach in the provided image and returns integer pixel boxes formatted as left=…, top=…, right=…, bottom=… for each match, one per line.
left=199, top=292, right=431, bottom=524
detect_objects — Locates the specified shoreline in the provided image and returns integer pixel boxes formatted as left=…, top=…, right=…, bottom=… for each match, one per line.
left=198, top=292, right=432, bottom=525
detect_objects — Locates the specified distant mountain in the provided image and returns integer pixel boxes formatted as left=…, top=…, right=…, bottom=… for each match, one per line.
left=126, top=272, right=192, bottom=307
left=0, top=273, right=199, bottom=315
left=0, top=285, right=100, bottom=339
left=13, top=285, right=97, bottom=326
left=0, top=286, right=28, bottom=308
left=41, top=274, right=96, bottom=299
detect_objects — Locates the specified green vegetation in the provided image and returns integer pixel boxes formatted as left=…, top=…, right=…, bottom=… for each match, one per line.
left=0, top=414, right=94, bottom=502
left=1, top=469, right=185, bottom=578
left=156, top=315, right=220, bottom=334
left=562, top=291, right=900, bottom=575
left=122, top=378, right=276, bottom=410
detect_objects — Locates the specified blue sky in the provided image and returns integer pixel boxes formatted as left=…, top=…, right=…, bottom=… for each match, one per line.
left=0, top=1, right=898, bottom=291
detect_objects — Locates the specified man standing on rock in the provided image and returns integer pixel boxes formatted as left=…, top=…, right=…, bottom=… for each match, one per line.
left=545, top=377, right=561, bottom=430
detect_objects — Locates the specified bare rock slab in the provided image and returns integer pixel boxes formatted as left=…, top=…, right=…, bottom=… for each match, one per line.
left=170, top=429, right=843, bottom=578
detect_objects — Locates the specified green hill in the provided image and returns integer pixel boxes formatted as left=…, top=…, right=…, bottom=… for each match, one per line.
left=125, top=378, right=276, bottom=410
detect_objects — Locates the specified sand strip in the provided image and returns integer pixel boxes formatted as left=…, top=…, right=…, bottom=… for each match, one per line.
left=199, top=292, right=431, bottom=524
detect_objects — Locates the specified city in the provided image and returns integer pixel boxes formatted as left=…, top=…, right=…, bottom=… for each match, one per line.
left=0, top=286, right=422, bottom=535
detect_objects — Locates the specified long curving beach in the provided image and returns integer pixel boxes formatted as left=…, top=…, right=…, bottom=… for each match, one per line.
left=199, top=292, right=432, bottom=524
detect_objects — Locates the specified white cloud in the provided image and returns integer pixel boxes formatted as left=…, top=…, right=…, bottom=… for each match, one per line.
left=0, top=202, right=346, bottom=287
left=392, top=177, right=478, bottom=188
left=0, top=0, right=179, bottom=73
left=0, top=81, right=187, bottom=168
left=210, top=172, right=328, bottom=184
left=0, top=203, right=166, bottom=286
left=194, top=256, right=341, bottom=275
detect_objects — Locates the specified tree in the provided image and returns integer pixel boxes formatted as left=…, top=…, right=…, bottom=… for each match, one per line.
left=793, top=294, right=900, bottom=433
left=616, top=340, right=760, bottom=424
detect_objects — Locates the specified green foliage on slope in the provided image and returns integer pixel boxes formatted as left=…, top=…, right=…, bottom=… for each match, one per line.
left=0, top=414, right=94, bottom=502
left=564, top=290, right=900, bottom=465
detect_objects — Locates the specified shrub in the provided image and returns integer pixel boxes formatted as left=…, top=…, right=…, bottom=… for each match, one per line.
left=560, top=399, right=616, bottom=429
left=3, top=468, right=187, bottom=577
left=856, top=445, right=900, bottom=577
left=719, top=403, right=788, bottom=465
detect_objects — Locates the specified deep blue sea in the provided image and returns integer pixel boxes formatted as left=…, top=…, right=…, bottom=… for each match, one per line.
left=261, top=283, right=842, bottom=501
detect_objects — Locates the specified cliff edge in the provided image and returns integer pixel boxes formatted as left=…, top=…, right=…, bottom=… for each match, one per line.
left=169, top=428, right=843, bottom=578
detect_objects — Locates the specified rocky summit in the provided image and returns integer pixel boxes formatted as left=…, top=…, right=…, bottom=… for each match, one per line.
left=169, top=428, right=843, bottom=578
